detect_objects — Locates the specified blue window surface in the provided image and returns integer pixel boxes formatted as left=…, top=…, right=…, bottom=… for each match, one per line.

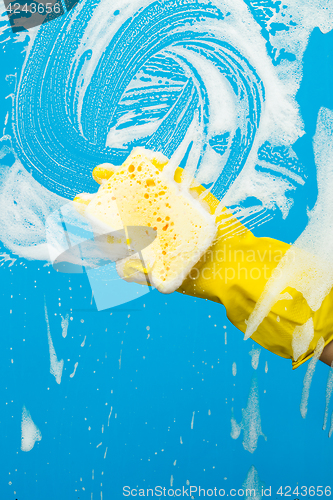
left=1, top=1, right=333, bottom=498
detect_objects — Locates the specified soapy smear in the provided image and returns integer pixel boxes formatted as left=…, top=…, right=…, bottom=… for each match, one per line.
left=2, top=0, right=332, bottom=260
left=245, top=108, right=333, bottom=341
left=300, top=337, right=325, bottom=419
left=45, top=301, right=64, bottom=385
left=249, top=346, right=261, bottom=370
left=0, top=252, right=16, bottom=267
left=230, top=375, right=266, bottom=453
left=323, top=364, right=333, bottom=431
left=292, top=318, right=314, bottom=363
left=61, top=314, right=69, bottom=338
left=70, top=362, right=79, bottom=378
left=329, top=414, right=333, bottom=438
left=242, top=465, right=265, bottom=500
left=21, top=406, right=42, bottom=452
left=0, top=160, right=65, bottom=260
left=13, top=0, right=267, bottom=198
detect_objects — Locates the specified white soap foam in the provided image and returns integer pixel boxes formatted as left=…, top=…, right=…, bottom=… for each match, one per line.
left=3, top=0, right=333, bottom=263
left=245, top=108, right=333, bottom=341
left=329, top=414, right=333, bottom=438
left=45, top=301, right=64, bottom=385
left=61, top=314, right=69, bottom=338
left=230, top=408, right=242, bottom=441
left=249, top=347, right=261, bottom=370
left=0, top=160, right=65, bottom=261
left=0, top=252, right=16, bottom=267
left=106, top=120, right=163, bottom=149
left=230, top=375, right=266, bottom=453
left=323, top=364, right=333, bottom=431
left=21, top=406, right=42, bottom=452
left=190, top=411, right=195, bottom=430
left=70, top=362, right=79, bottom=378
left=222, top=170, right=297, bottom=220
left=242, top=466, right=265, bottom=500
left=300, top=337, right=325, bottom=419
left=292, top=318, right=314, bottom=363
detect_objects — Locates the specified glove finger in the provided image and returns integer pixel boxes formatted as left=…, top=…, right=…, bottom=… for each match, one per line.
left=92, top=163, right=116, bottom=184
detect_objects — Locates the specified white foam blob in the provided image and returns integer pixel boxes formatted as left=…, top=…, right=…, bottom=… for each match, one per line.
left=61, top=314, right=69, bottom=338
left=323, top=363, right=333, bottom=431
left=0, top=160, right=65, bottom=261
left=242, top=465, right=265, bottom=500
left=230, top=375, right=266, bottom=453
left=300, top=337, right=325, bottom=419
left=45, top=301, right=64, bottom=384
left=292, top=317, right=314, bottom=363
left=21, top=406, right=42, bottom=452
left=70, top=362, right=78, bottom=378
left=249, top=347, right=261, bottom=370
left=329, top=414, right=333, bottom=438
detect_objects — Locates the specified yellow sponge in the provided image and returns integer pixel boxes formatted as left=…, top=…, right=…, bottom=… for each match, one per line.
left=83, top=148, right=217, bottom=293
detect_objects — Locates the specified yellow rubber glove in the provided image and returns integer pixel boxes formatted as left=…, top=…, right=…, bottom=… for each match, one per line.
left=74, top=159, right=333, bottom=369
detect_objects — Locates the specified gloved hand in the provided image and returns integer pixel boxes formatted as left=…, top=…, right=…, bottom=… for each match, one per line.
left=74, top=154, right=333, bottom=369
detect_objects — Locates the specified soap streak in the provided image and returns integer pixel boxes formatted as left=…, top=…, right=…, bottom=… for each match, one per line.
left=323, top=363, right=333, bottom=431
left=45, top=299, right=64, bottom=385
left=300, top=337, right=325, bottom=419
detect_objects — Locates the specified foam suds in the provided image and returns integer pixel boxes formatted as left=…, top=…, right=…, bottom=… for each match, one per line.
left=0, top=0, right=330, bottom=264
left=323, top=363, right=333, bottom=431
left=292, top=318, right=315, bottom=363
left=300, top=337, right=325, bottom=419
left=45, top=301, right=64, bottom=385
left=0, top=0, right=330, bottom=271
left=232, top=362, right=237, bottom=376
left=0, top=160, right=65, bottom=261
left=191, top=411, right=195, bottom=430
left=245, top=108, right=333, bottom=341
left=0, top=252, right=16, bottom=267
left=242, top=466, right=265, bottom=500
left=249, top=347, right=261, bottom=370
left=329, top=413, right=333, bottom=438
left=21, top=406, right=42, bottom=452
left=61, top=314, right=69, bottom=338
left=70, top=362, right=79, bottom=378
left=231, top=375, right=266, bottom=453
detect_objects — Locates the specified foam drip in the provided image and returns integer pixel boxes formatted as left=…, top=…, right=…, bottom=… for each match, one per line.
left=21, top=406, right=42, bottom=452
left=45, top=300, right=64, bottom=385
left=231, top=375, right=266, bottom=453
left=245, top=108, right=333, bottom=341
left=300, top=337, right=325, bottom=419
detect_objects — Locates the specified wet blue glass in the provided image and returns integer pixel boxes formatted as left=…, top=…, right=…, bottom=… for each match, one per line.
left=1, top=1, right=333, bottom=499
